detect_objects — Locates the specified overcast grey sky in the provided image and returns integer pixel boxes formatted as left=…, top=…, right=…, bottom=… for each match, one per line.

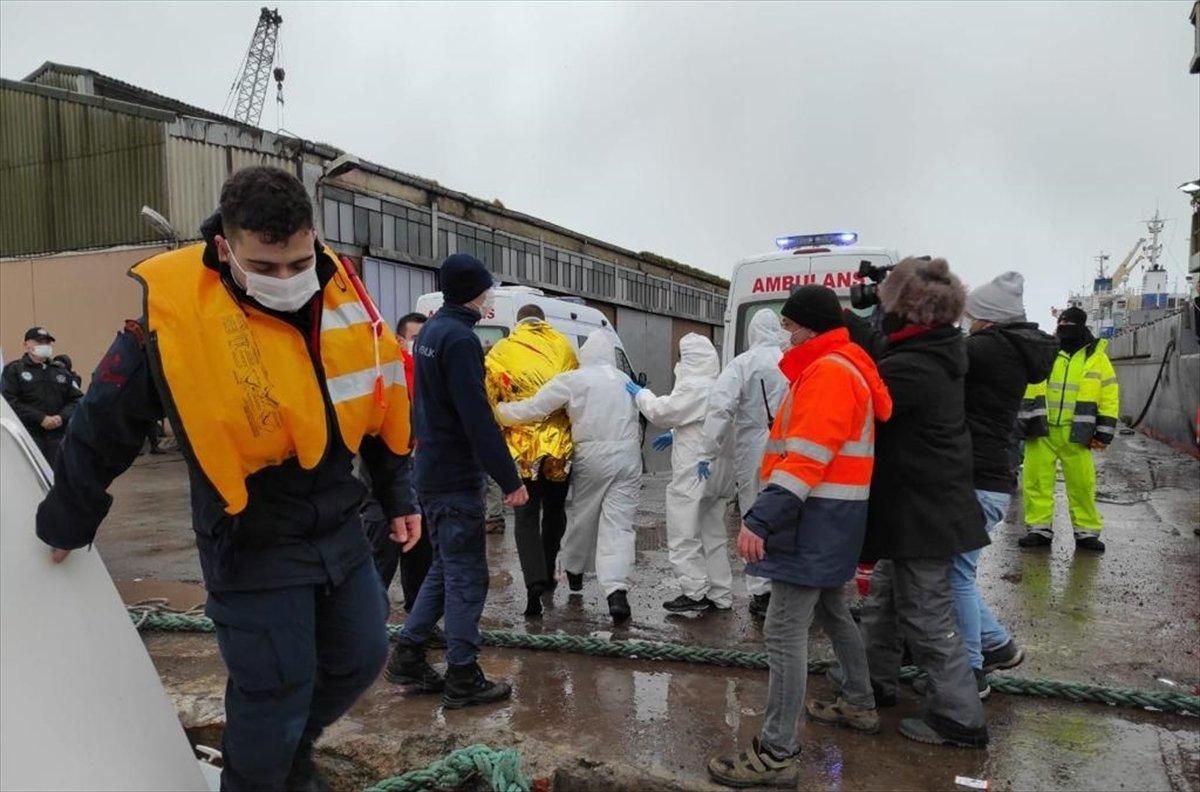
left=2, top=1, right=1197, bottom=325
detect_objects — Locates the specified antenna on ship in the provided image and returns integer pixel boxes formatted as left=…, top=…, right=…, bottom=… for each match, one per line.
left=1142, top=209, right=1166, bottom=272
left=1093, top=251, right=1110, bottom=279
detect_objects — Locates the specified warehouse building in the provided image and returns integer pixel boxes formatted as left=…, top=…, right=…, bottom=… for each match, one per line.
left=0, top=62, right=729, bottom=465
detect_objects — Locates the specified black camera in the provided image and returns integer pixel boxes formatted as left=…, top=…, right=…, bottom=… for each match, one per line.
left=849, top=259, right=896, bottom=310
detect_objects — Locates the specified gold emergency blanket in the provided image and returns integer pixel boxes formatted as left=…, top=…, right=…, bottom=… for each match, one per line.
left=485, top=321, right=578, bottom=481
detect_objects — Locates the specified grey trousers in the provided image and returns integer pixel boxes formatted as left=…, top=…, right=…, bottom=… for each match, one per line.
left=860, top=558, right=987, bottom=738
left=760, top=581, right=875, bottom=757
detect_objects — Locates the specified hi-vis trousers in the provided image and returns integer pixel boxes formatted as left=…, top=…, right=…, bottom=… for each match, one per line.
left=1022, top=424, right=1103, bottom=538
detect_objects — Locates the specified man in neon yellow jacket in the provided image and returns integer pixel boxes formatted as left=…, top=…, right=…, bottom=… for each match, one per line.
left=1018, top=307, right=1119, bottom=553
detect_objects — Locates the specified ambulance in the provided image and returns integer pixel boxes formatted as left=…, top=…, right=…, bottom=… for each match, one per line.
left=721, top=232, right=900, bottom=365
left=414, top=285, right=643, bottom=382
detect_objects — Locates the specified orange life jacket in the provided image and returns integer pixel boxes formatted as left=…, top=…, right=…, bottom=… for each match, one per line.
left=131, top=243, right=410, bottom=515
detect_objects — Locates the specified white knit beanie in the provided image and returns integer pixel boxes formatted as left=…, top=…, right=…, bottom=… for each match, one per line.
left=965, top=271, right=1026, bottom=324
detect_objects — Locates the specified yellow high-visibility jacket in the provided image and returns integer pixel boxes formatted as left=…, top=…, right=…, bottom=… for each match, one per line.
left=1020, top=339, right=1118, bottom=446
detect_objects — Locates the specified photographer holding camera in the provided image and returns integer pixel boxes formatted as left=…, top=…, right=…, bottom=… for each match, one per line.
left=843, top=257, right=990, bottom=749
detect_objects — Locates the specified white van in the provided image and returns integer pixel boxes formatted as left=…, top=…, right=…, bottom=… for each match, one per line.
left=721, top=232, right=900, bottom=365
left=414, top=285, right=643, bottom=382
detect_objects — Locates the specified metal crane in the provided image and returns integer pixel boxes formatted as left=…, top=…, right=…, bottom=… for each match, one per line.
left=223, top=7, right=284, bottom=127
left=1108, top=238, right=1146, bottom=291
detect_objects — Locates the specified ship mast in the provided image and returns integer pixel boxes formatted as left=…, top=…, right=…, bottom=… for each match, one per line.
left=1143, top=210, right=1165, bottom=272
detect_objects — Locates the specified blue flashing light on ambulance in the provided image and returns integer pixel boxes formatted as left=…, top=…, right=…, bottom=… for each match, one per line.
left=721, top=232, right=899, bottom=366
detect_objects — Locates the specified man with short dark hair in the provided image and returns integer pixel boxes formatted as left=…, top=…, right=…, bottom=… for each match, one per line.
left=2, top=327, right=80, bottom=463
left=36, top=166, right=420, bottom=791
left=516, top=303, right=545, bottom=321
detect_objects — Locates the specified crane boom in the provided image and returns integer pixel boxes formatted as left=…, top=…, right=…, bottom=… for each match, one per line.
left=1109, top=238, right=1145, bottom=290
left=224, top=7, right=283, bottom=127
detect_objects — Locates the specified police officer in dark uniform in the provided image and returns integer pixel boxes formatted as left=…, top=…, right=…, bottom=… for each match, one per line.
left=35, top=167, right=421, bottom=791
left=1, top=327, right=80, bottom=462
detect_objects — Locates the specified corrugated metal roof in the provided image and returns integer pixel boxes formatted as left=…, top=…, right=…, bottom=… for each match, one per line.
left=0, top=83, right=167, bottom=256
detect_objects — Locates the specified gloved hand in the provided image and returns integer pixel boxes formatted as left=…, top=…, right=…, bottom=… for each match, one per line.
left=697, top=460, right=711, bottom=481
left=652, top=431, right=673, bottom=451
left=624, top=380, right=643, bottom=397
left=1088, top=438, right=1109, bottom=451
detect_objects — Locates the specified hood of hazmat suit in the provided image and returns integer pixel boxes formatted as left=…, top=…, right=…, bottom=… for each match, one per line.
left=494, top=328, right=641, bottom=595
left=700, top=307, right=789, bottom=517
left=485, top=319, right=578, bottom=481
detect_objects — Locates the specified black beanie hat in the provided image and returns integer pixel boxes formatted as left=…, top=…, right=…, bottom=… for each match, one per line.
left=1058, top=306, right=1088, bottom=325
left=781, top=285, right=845, bottom=333
left=440, top=254, right=494, bottom=305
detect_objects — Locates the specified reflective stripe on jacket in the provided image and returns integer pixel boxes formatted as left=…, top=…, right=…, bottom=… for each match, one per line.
left=1021, top=339, right=1118, bottom=445
left=132, top=243, right=411, bottom=514
left=744, top=328, right=893, bottom=588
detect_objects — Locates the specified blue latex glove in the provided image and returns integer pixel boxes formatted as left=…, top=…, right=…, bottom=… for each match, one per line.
left=652, top=431, right=673, bottom=451
left=624, top=380, right=643, bottom=397
left=697, top=460, right=711, bottom=481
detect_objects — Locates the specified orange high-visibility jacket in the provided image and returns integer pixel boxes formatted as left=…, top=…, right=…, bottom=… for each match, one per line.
left=744, top=327, right=892, bottom=587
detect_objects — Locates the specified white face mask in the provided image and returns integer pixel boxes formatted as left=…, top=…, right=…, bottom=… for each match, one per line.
left=32, top=344, right=53, bottom=360
left=478, top=288, right=496, bottom=314
left=227, top=243, right=320, bottom=313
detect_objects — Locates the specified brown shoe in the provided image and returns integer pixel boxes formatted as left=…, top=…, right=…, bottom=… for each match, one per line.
left=806, top=697, right=881, bottom=734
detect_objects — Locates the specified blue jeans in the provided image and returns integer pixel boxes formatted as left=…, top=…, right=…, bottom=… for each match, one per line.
left=396, top=490, right=490, bottom=665
left=207, top=559, right=389, bottom=791
left=949, top=490, right=1012, bottom=671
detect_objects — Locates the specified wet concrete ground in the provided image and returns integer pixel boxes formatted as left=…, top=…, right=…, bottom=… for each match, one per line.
left=103, top=432, right=1200, bottom=790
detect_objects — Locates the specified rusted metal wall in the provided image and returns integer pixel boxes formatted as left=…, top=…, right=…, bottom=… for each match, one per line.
left=0, top=84, right=168, bottom=256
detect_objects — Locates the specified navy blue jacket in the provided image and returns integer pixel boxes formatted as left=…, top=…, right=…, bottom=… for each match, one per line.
left=35, top=225, right=414, bottom=592
left=412, top=304, right=520, bottom=496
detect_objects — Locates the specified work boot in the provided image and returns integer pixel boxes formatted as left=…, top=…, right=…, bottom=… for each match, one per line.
left=427, top=624, right=448, bottom=650
left=1074, top=533, right=1106, bottom=553
left=662, top=594, right=714, bottom=613
left=806, top=697, right=881, bottom=734
left=567, top=571, right=584, bottom=592
left=443, top=662, right=512, bottom=709
left=284, top=743, right=332, bottom=792
left=982, top=639, right=1024, bottom=673
left=607, top=590, right=632, bottom=624
left=898, top=717, right=988, bottom=749
left=1018, top=531, right=1052, bottom=548
left=524, top=584, right=544, bottom=618
left=748, top=593, right=771, bottom=620
left=384, top=643, right=444, bottom=692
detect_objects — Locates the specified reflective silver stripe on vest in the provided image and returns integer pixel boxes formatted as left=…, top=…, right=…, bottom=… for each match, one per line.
left=1049, top=382, right=1080, bottom=393
left=811, top=482, right=870, bottom=500
left=768, top=470, right=813, bottom=500
left=1083, top=371, right=1102, bottom=380
left=325, top=361, right=402, bottom=404
left=1101, top=377, right=1118, bottom=387
left=1072, top=414, right=1097, bottom=425
left=1018, top=408, right=1048, bottom=419
left=322, top=300, right=371, bottom=332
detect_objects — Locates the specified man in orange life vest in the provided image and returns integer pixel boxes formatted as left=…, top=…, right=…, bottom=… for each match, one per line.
left=35, top=167, right=420, bottom=791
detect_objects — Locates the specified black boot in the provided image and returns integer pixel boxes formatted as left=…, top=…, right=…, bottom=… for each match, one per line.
left=566, top=571, right=584, bottom=592
left=749, top=593, right=771, bottom=620
left=607, top=590, right=631, bottom=624
left=443, top=662, right=512, bottom=709
left=384, top=643, right=444, bottom=692
left=284, top=742, right=331, bottom=792
left=524, top=583, right=544, bottom=617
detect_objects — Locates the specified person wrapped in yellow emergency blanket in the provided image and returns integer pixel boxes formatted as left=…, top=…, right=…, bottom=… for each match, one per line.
left=484, top=310, right=578, bottom=482
left=485, top=306, right=579, bottom=615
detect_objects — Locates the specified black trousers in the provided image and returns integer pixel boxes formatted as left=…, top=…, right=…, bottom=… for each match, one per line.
left=513, top=474, right=570, bottom=590
left=366, top=512, right=434, bottom=613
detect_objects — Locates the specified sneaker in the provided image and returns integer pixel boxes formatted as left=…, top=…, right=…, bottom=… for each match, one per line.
left=566, top=571, right=584, bottom=592
left=1018, top=531, right=1052, bottom=548
left=981, top=640, right=1024, bottom=673
left=662, top=594, right=713, bottom=613
left=443, top=662, right=512, bottom=709
left=748, top=593, right=771, bottom=620
left=975, top=668, right=991, bottom=700
left=524, top=584, right=544, bottom=618
left=607, top=590, right=632, bottom=624
left=898, top=717, right=988, bottom=749
left=1074, top=534, right=1106, bottom=553
left=806, top=697, right=881, bottom=734
left=706, top=737, right=798, bottom=788
left=384, top=644, right=444, bottom=692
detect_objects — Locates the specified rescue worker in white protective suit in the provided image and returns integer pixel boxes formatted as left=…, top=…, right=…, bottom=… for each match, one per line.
left=495, top=329, right=641, bottom=623
left=628, top=333, right=735, bottom=613
left=697, top=308, right=789, bottom=621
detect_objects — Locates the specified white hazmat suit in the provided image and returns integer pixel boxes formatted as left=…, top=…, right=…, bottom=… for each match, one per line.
left=635, top=333, right=735, bottom=608
left=698, top=308, right=789, bottom=598
left=495, top=330, right=641, bottom=595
